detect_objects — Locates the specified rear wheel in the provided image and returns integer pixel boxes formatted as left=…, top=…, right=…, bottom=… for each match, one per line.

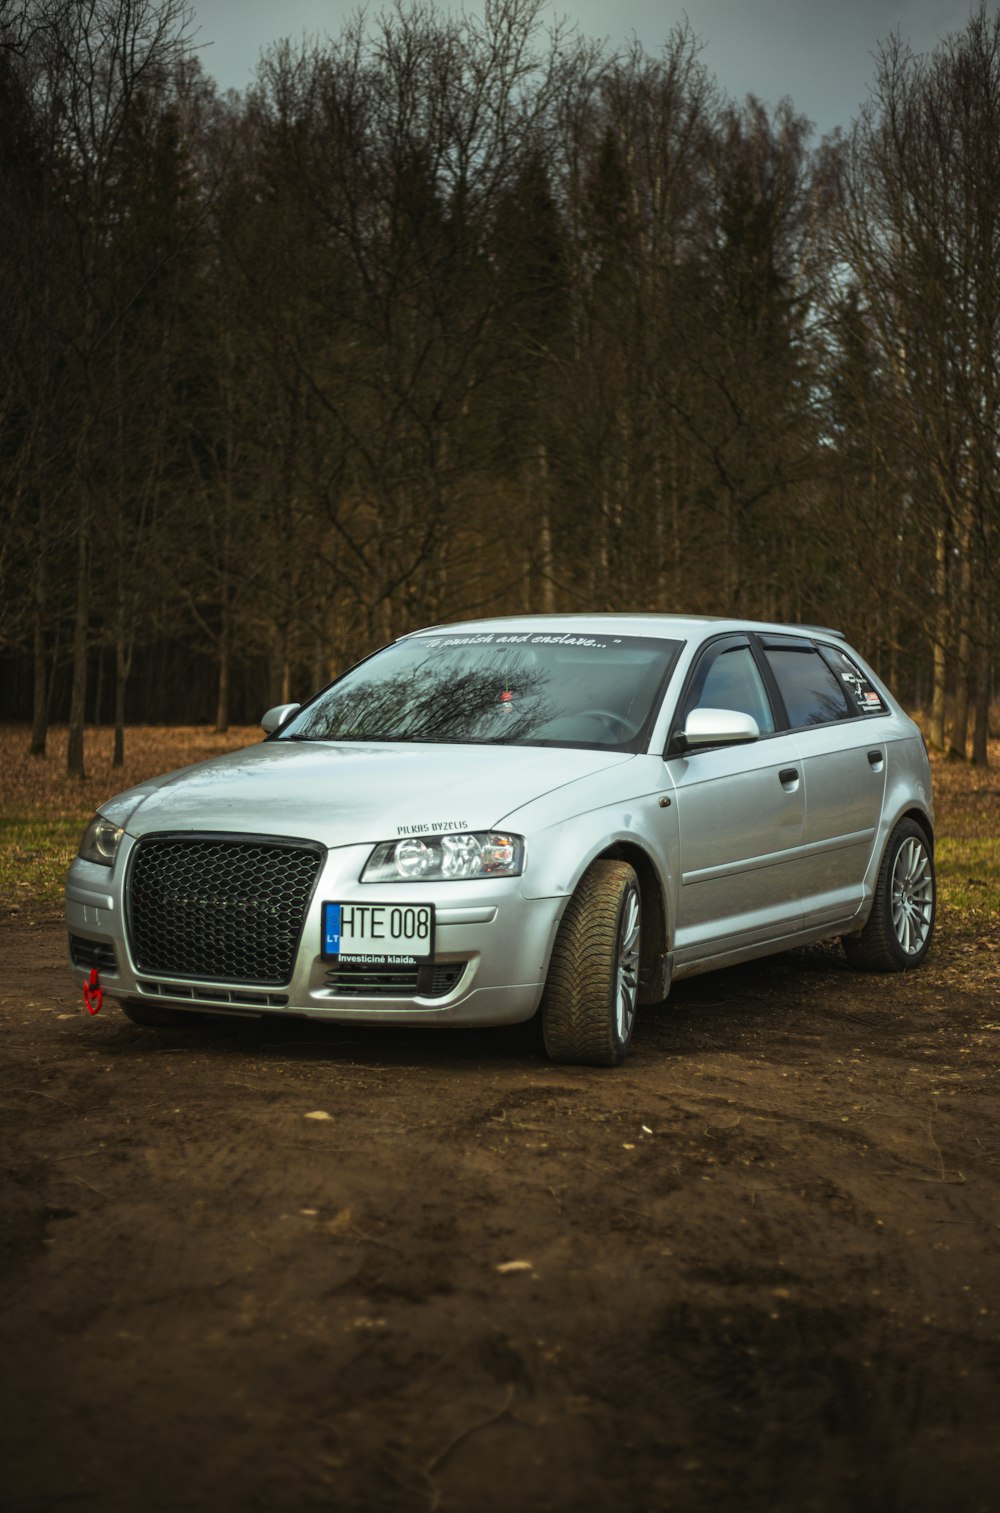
left=118, top=998, right=193, bottom=1028
left=541, top=860, right=641, bottom=1066
left=843, top=819, right=935, bottom=972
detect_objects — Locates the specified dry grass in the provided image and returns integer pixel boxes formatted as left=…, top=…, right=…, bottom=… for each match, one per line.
left=928, top=742, right=1000, bottom=941
left=0, top=723, right=261, bottom=820
left=1, top=723, right=259, bottom=915
left=1, top=722, right=998, bottom=944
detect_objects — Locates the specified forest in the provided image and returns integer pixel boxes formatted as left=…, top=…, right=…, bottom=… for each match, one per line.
left=0, top=0, right=997, bottom=774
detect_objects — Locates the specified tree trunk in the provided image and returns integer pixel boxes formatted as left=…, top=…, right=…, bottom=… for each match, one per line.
left=537, top=444, right=555, bottom=614
left=651, top=450, right=666, bottom=610
left=66, top=514, right=90, bottom=780
left=93, top=648, right=105, bottom=728
left=928, top=523, right=948, bottom=752
left=30, top=594, right=48, bottom=758
left=215, top=616, right=231, bottom=733
left=971, top=637, right=991, bottom=767
left=113, top=620, right=128, bottom=768
left=591, top=479, right=610, bottom=605
left=948, top=635, right=971, bottom=760
left=312, top=624, right=328, bottom=692
left=725, top=487, right=742, bottom=611
left=947, top=508, right=974, bottom=760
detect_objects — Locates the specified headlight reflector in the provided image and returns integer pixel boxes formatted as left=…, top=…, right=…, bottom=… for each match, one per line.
left=362, top=832, right=524, bottom=883
left=78, top=816, right=125, bottom=868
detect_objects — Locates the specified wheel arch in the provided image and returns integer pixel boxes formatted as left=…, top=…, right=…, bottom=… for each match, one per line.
left=844, top=811, right=935, bottom=971
left=856, top=803, right=935, bottom=933
left=899, top=805, right=934, bottom=853
left=593, top=840, right=670, bottom=1004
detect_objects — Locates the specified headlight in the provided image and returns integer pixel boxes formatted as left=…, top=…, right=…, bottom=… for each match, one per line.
left=362, top=832, right=524, bottom=883
left=78, top=816, right=125, bottom=868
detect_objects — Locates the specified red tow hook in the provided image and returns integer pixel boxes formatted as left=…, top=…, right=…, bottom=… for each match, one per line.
left=83, top=967, right=103, bottom=1016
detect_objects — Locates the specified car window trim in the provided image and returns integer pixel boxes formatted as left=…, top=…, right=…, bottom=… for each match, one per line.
left=746, top=634, right=791, bottom=730
left=751, top=632, right=892, bottom=731
left=752, top=632, right=853, bottom=728
left=665, top=632, right=782, bottom=754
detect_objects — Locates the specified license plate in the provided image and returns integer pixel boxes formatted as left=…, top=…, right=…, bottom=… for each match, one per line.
left=322, top=901, right=434, bottom=965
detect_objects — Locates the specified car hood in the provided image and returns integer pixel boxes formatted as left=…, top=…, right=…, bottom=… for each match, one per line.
left=99, top=741, right=635, bottom=847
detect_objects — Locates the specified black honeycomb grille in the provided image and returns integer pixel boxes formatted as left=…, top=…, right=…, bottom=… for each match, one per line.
left=127, top=836, right=324, bottom=985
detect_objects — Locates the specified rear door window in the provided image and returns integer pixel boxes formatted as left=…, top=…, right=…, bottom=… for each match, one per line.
left=762, top=645, right=851, bottom=728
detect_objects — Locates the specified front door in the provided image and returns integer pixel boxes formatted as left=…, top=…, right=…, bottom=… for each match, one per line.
left=665, top=637, right=806, bottom=968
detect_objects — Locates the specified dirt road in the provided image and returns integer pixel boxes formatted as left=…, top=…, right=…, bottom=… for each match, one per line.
left=2, top=912, right=997, bottom=1513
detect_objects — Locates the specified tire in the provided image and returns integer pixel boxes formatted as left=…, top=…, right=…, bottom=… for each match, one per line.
left=541, top=860, right=641, bottom=1067
left=843, top=819, right=935, bottom=972
left=118, top=998, right=193, bottom=1028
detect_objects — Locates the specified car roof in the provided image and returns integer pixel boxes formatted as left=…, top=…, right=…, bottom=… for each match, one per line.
left=406, top=614, right=846, bottom=643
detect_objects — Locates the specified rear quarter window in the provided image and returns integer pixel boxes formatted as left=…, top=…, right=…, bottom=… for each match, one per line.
left=820, top=646, right=889, bottom=715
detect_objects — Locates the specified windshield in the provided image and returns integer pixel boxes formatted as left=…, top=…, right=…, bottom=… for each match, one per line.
left=280, top=630, right=682, bottom=750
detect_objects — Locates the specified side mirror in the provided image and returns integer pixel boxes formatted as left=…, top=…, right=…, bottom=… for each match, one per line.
left=261, top=702, right=301, bottom=735
left=680, top=707, right=760, bottom=750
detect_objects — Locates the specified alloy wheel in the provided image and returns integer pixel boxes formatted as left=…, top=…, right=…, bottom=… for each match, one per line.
left=615, top=886, right=641, bottom=1041
left=891, top=836, right=934, bottom=955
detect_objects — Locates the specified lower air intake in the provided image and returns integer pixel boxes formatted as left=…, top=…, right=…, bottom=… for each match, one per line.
left=70, top=936, right=118, bottom=974
left=324, top=962, right=468, bottom=999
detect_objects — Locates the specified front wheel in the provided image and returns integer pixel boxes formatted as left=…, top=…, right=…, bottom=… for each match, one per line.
left=843, top=819, right=935, bottom=972
left=541, top=860, right=641, bottom=1066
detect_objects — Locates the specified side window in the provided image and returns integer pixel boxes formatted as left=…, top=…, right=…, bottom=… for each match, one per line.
left=764, top=647, right=851, bottom=728
left=820, top=646, right=888, bottom=715
left=687, top=644, right=776, bottom=733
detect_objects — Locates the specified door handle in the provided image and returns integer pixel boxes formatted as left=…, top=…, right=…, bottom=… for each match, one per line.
left=779, top=768, right=799, bottom=785
left=868, top=750, right=883, bottom=767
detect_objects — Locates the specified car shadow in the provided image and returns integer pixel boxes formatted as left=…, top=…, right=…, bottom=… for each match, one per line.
left=98, top=942, right=859, bottom=1072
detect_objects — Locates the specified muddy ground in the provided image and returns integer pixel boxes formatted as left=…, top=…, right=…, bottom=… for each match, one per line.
left=1, top=912, right=998, bottom=1513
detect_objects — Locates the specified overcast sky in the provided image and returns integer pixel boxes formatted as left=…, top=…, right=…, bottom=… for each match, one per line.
left=190, top=0, right=982, bottom=138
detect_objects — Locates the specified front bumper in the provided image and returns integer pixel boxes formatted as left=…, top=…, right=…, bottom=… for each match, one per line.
left=65, top=837, right=563, bottom=1027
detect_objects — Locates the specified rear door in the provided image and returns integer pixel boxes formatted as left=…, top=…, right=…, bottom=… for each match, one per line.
left=757, top=635, right=888, bottom=929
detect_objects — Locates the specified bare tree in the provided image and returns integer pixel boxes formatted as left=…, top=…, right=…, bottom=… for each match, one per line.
left=3, top=1, right=996, bottom=735
left=830, top=7, right=1000, bottom=759
left=2, top=0, right=195, bottom=774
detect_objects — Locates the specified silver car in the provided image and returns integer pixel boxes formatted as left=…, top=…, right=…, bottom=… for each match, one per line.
left=65, top=616, right=935, bottom=1065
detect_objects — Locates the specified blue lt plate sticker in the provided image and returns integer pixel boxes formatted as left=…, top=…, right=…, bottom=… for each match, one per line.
left=322, top=901, right=434, bottom=966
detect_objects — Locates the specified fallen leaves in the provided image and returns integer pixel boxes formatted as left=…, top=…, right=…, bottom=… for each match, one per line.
left=0, top=722, right=261, bottom=822
left=1, top=722, right=260, bottom=906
